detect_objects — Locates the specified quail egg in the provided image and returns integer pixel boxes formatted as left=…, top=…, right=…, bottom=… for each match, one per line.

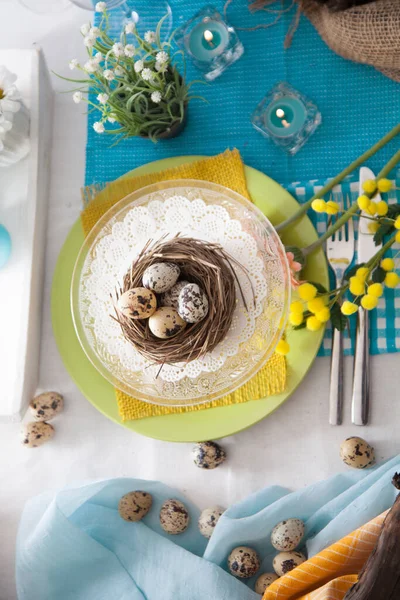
left=178, top=283, right=209, bottom=324
left=255, top=573, right=279, bottom=594
left=148, top=307, right=186, bottom=339
left=198, top=506, right=225, bottom=538
left=192, top=441, right=226, bottom=469
left=160, top=280, right=190, bottom=310
left=29, top=391, right=64, bottom=422
left=143, top=262, right=180, bottom=293
left=228, top=546, right=260, bottom=579
left=118, top=491, right=153, bottom=522
left=117, top=287, right=157, bottom=319
left=340, top=436, right=375, bottom=469
left=271, top=518, right=305, bottom=552
left=21, top=422, right=55, bottom=448
left=160, top=499, right=190, bottom=534
left=273, top=551, right=306, bottom=576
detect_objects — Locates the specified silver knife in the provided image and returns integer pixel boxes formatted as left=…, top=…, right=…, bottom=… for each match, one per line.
left=351, top=166, right=382, bottom=425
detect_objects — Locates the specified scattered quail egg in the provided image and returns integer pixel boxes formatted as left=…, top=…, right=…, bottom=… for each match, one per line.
left=271, top=518, right=305, bottom=552
left=228, top=546, right=260, bottom=579
left=160, top=280, right=189, bottom=310
left=340, top=436, right=375, bottom=469
left=255, top=573, right=279, bottom=594
left=273, top=551, right=306, bottom=576
left=117, top=287, right=157, bottom=319
left=198, top=506, right=225, bottom=538
left=160, top=499, right=190, bottom=534
left=148, top=307, right=186, bottom=339
left=143, top=262, right=180, bottom=293
left=192, top=441, right=226, bottom=469
left=178, top=283, right=209, bottom=324
left=29, top=391, right=64, bottom=422
left=21, top=422, right=55, bottom=448
left=118, top=491, right=153, bottom=522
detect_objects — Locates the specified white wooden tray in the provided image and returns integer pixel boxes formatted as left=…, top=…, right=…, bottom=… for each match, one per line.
left=0, top=48, right=53, bottom=422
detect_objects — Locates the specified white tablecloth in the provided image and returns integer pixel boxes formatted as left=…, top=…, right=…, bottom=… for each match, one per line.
left=0, top=3, right=399, bottom=599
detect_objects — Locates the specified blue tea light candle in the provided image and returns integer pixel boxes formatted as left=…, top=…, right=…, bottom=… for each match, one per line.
left=266, top=98, right=307, bottom=138
left=188, top=21, right=229, bottom=62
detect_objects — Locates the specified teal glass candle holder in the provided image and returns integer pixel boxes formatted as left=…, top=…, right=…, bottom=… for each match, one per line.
left=175, top=6, right=244, bottom=81
left=251, top=83, right=322, bottom=155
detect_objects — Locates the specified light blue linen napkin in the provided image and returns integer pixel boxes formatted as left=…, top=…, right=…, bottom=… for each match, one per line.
left=16, top=457, right=400, bottom=600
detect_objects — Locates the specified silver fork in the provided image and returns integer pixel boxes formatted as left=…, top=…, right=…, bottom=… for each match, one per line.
left=326, top=193, right=355, bottom=425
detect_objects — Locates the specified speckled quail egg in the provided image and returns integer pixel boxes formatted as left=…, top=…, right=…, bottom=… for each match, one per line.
left=160, top=499, right=190, bottom=534
left=160, top=280, right=189, bottom=310
left=178, top=283, right=209, bottom=324
left=340, top=437, right=375, bottom=469
left=117, top=287, right=157, bottom=319
left=21, top=422, right=55, bottom=448
left=192, top=441, right=226, bottom=469
left=118, top=491, right=153, bottom=522
left=228, top=546, right=260, bottom=579
left=143, top=262, right=180, bottom=293
left=29, top=391, right=64, bottom=422
left=148, top=307, right=186, bottom=339
left=198, top=506, right=225, bottom=538
left=255, top=573, right=279, bottom=594
left=273, top=551, right=306, bottom=576
left=271, top=518, right=305, bottom=552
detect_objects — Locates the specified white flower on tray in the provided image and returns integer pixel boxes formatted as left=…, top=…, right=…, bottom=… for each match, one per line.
left=156, top=51, right=168, bottom=65
left=93, top=121, right=105, bottom=133
left=112, top=43, right=124, bottom=57
left=0, top=66, right=21, bottom=116
left=134, top=59, right=144, bottom=73
left=103, top=69, right=115, bottom=81
left=0, top=66, right=30, bottom=166
left=73, top=91, right=83, bottom=104
left=151, top=91, right=162, bottom=104
left=80, top=23, right=91, bottom=35
left=125, top=22, right=136, bottom=34
left=144, top=31, right=156, bottom=44
left=141, top=68, right=153, bottom=81
left=95, top=2, right=107, bottom=12
left=69, top=59, right=79, bottom=70
left=97, top=93, right=109, bottom=105
left=124, top=44, right=135, bottom=58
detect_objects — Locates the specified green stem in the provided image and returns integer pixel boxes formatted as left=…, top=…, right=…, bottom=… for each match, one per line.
left=366, top=234, right=397, bottom=267
left=303, top=203, right=359, bottom=256
left=276, top=123, right=400, bottom=233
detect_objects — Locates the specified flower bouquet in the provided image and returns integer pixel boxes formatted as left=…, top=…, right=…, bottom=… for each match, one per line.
left=62, top=2, right=203, bottom=142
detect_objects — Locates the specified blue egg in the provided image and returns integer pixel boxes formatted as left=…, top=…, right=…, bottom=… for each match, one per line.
left=0, top=224, right=11, bottom=268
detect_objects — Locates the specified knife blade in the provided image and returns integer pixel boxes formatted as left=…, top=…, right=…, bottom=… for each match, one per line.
left=351, top=166, right=382, bottom=425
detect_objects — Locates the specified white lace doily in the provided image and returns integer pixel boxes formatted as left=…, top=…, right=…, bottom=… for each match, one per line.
left=80, top=195, right=267, bottom=382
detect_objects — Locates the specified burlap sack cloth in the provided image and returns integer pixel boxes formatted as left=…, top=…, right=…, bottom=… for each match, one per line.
left=299, top=0, right=400, bottom=81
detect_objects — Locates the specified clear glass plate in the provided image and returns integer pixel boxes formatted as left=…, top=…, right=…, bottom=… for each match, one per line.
left=71, top=180, right=291, bottom=406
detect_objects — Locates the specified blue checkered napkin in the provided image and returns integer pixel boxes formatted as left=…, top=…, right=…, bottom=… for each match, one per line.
left=286, top=172, right=400, bottom=357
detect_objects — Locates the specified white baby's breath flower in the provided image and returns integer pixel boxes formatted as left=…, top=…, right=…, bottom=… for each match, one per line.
left=124, top=44, right=135, bottom=58
left=69, top=59, right=79, bottom=70
left=155, top=60, right=167, bottom=73
left=84, top=35, right=95, bottom=48
left=141, top=68, right=153, bottom=81
left=134, top=60, right=144, bottom=73
left=93, top=52, right=103, bottom=64
left=144, top=31, right=156, bottom=43
left=93, top=121, right=105, bottom=133
left=156, top=51, right=168, bottom=64
left=90, top=26, right=100, bottom=38
left=125, top=22, right=136, bottom=34
left=112, top=42, right=124, bottom=57
left=95, top=2, right=107, bottom=12
left=80, top=23, right=90, bottom=35
left=73, top=91, right=83, bottom=104
left=114, top=65, right=124, bottom=76
left=84, top=59, right=99, bottom=73
left=151, top=91, right=162, bottom=103
left=107, top=114, right=117, bottom=123
left=103, top=69, right=115, bottom=81
left=97, top=93, right=109, bottom=105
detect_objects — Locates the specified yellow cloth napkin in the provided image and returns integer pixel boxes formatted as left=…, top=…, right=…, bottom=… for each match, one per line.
left=264, top=511, right=387, bottom=600
left=81, top=150, right=286, bottom=421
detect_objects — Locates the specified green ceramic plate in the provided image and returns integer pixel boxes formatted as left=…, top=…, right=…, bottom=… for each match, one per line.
left=52, top=156, right=328, bottom=442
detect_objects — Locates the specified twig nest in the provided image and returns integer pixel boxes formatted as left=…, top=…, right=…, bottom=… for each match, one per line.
left=273, top=551, right=306, bottom=576
left=340, top=436, right=375, bottom=469
left=21, top=422, right=54, bottom=448
left=148, top=307, right=186, bottom=339
left=29, top=391, right=64, bottom=422
left=160, top=280, right=189, bottom=310
left=198, top=506, right=225, bottom=538
left=255, top=573, right=279, bottom=594
left=143, top=262, right=180, bottom=293
left=228, top=546, right=260, bottom=579
left=117, top=287, right=157, bottom=319
left=118, top=491, right=153, bottom=522
left=159, top=499, right=190, bottom=534
left=178, top=283, right=209, bottom=324
left=192, top=441, right=226, bottom=469
left=271, top=519, right=305, bottom=551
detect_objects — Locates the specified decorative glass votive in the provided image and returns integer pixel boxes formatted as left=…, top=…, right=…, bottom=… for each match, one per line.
left=175, top=6, right=244, bottom=81
left=251, top=82, right=322, bottom=155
